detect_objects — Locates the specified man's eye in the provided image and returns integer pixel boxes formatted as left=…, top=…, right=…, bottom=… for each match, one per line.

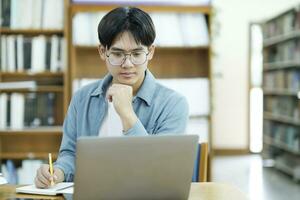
left=132, top=52, right=143, bottom=56
left=112, top=52, right=123, bottom=57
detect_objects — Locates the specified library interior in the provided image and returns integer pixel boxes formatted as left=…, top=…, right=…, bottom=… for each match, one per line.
left=0, top=0, right=300, bottom=199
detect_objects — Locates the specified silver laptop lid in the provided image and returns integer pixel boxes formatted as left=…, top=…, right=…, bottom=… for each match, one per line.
left=74, top=134, right=199, bottom=200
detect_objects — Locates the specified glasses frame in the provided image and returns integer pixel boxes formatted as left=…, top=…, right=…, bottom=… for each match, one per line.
left=105, top=48, right=150, bottom=66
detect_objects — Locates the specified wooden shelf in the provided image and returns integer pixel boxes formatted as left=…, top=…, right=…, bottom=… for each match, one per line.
left=0, top=152, right=58, bottom=160
left=262, top=4, right=300, bottom=182
left=0, top=86, right=64, bottom=93
left=0, top=28, right=64, bottom=36
left=70, top=4, right=211, bottom=14
left=0, top=127, right=62, bottom=160
left=264, top=136, right=300, bottom=155
left=0, top=72, right=64, bottom=78
left=264, top=112, right=300, bottom=126
left=263, top=30, right=300, bottom=47
left=0, top=126, right=62, bottom=136
left=263, top=88, right=300, bottom=96
left=263, top=61, right=300, bottom=71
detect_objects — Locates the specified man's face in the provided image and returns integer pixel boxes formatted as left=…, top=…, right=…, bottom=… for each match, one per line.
left=99, top=31, right=155, bottom=90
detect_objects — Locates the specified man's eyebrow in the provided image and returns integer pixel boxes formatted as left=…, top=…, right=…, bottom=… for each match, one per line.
left=110, top=47, right=145, bottom=51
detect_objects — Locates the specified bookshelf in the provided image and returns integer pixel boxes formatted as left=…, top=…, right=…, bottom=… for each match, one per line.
left=262, top=5, right=300, bottom=181
left=68, top=1, right=213, bottom=179
left=0, top=0, right=69, bottom=162
left=0, top=0, right=213, bottom=182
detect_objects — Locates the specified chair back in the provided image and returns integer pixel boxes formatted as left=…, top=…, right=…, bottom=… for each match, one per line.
left=192, top=142, right=208, bottom=182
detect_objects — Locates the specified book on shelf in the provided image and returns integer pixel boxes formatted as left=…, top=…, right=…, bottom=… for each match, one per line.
left=0, top=0, right=64, bottom=29
left=0, top=81, right=36, bottom=89
left=73, top=12, right=106, bottom=46
left=179, top=13, right=209, bottom=47
left=264, top=69, right=300, bottom=91
left=264, top=39, right=300, bottom=63
left=1, top=159, right=43, bottom=184
left=0, top=93, right=8, bottom=129
left=1, top=160, right=17, bottom=184
left=264, top=96, right=299, bottom=120
left=0, top=35, right=65, bottom=73
left=158, top=78, right=210, bottom=117
left=263, top=8, right=300, bottom=38
left=0, top=92, right=58, bottom=130
left=42, top=0, right=64, bottom=30
left=151, top=13, right=183, bottom=47
left=11, top=93, right=25, bottom=129
left=72, top=12, right=209, bottom=47
left=264, top=119, right=300, bottom=152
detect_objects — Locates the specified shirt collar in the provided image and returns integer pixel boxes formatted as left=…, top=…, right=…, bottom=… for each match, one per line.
left=91, top=69, right=157, bottom=106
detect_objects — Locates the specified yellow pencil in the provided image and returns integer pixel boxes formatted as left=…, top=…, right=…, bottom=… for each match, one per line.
left=48, top=153, right=54, bottom=186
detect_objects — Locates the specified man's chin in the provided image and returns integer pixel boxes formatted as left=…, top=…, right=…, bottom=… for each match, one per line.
left=118, top=78, right=136, bottom=86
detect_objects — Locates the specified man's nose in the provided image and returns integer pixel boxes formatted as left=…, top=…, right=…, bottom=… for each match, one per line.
left=121, top=55, right=134, bottom=68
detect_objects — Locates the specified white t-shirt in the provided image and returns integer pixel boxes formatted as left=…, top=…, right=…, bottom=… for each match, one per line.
left=98, top=102, right=123, bottom=137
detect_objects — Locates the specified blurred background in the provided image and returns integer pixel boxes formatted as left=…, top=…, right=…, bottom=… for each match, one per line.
left=0, top=0, right=299, bottom=199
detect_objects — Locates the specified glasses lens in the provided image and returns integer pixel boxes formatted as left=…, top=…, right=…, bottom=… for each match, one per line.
left=131, top=51, right=147, bottom=65
left=108, top=52, right=125, bottom=65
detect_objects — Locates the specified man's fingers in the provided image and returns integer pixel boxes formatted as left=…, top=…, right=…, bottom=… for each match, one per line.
left=37, top=167, right=51, bottom=186
left=35, top=176, right=48, bottom=189
left=41, top=165, right=52, bottom=180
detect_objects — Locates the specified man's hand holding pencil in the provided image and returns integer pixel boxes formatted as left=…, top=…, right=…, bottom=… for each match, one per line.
left=34, top=153, right=65, bottom=188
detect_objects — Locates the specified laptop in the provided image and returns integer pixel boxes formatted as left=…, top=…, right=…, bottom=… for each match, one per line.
left=73, top=135, right=199, bottom=200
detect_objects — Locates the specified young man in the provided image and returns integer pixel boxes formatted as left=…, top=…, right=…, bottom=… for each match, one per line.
left=35, top=6, right=188, bottom=188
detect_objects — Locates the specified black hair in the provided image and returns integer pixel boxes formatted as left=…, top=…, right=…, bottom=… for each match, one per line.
left=98, top=6, right=156, bottom=49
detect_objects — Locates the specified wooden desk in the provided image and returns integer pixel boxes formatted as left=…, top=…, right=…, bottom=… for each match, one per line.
left=0, top=183, right=248, bottom=200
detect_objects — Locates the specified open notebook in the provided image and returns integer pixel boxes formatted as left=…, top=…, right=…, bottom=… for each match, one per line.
left=16, top=182, right=74, bottom=196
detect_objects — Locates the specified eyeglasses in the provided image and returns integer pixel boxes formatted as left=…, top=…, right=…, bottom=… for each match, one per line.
left=106, top=50, right=149, bottom=66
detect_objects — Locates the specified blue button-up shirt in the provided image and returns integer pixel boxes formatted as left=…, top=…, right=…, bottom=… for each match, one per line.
left=54, top=69, right=189, bottom=181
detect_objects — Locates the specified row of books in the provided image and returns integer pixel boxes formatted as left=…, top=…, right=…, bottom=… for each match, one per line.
left=1, top=159, right=42, bottom=184
left=264, top=120, right=300, bottom=152
left=264, top=96, right=299, bottom=119
left=0, top=35, right=66, bottom=73
left=264, top=39, right=300, bottom=63
left=263, top=69, right=300, bottom=91
left=0, top=0, right=64, bottom=29
left=0, top=92, right=58, bottom=129
left=73, top=12, right=209, bottom=47
left=73, top=78, right=210, bottom=117
left=263, top=9, right=300, bottom=38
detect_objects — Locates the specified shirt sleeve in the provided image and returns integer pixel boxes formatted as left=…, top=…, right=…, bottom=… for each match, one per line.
left=124, top=95, right=189, bottom=136
left=53, top=93, right=78, bottom=182
left=124, top=119, right=148, bottom=136
left=154, top=95, right=189, bottom=134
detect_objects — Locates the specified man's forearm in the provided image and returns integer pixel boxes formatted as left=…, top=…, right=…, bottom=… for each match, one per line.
left=120, top=109, right=138, bottom=132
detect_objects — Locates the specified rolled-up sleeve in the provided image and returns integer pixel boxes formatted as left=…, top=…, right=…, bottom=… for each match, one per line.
left=124, top=119, right=148, bottom=136
left=54, top=94, right=78, bottom=182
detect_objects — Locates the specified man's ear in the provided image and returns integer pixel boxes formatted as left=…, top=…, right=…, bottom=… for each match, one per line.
left=98, top=45, right=106, bottom=60
left=147, top=45, right=155, bottom=60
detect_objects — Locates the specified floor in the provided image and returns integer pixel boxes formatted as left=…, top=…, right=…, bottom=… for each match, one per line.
left=212, top=155, right=300, bottom=200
